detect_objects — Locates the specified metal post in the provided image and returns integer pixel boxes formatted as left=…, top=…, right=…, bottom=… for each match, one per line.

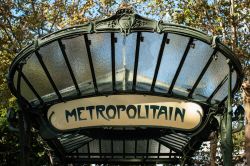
left=18, top=108, right=26, bottom=166
left=17, top=64, right=31, bottom=166
left=221, top=61, right=233, bottom=166
left=17, top=100, right=31, bottom=166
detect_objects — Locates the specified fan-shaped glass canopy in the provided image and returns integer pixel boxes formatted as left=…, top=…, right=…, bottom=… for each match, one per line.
left=9, top=22, right=242, bottom=108
left=7, top=7, right=243, bottom=165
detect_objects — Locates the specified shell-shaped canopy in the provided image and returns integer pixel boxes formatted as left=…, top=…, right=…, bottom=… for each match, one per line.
left=8, top=10, right=242, bottom=108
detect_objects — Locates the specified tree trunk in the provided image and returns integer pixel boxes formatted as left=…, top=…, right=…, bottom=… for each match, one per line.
left=210, top=131, right=218, bottom=166
left=242, top=82, right=250, bottom=165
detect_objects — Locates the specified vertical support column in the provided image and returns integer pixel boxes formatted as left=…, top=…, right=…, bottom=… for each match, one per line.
left=17, top=64, right=31, bottom=166
left=18, top=100, right=31, bottom=166
left=226, top=62, right=233, bottom=164
left=18, top=107, right=26, bottom=166
left=221, top=61, right=233, bottom=166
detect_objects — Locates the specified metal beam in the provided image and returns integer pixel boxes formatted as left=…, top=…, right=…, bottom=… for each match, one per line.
left=67, top=152, right=179, bottom=156
left=58, top=39, right=81, bottom=95
left=20, top=71, right=44, bottom=105
left=188, top=49, right=218, bottom=98
left=63, top=137, right=92, bottom=149
left=111, top=139, right=114, bottom=159
left=168, top=38, right=194, bottom=94
left=18, top=64, right=32, bottom=166
left=111, top=33, right=116, bottom=91
left=132, top=32, right=141, bottom=91
left=84, top=34, right=98, bottom=93
left=158, top=138, right=185, bottom=148
left=123, top=139, right=125, bottom=158
left=151, top=33, right=168, bottom=92
left=163, top=134, right=189, bottom=142
left=134, top=140, right=137, bottom=158
left=17, top=65, right=29, bottom=166
left=221, top=62, right=233, bottom=166
left=146, top=139, right=149, bottom=159
left=207, top=75, right=228, bottom=102
left=156, top=139, right=182, bottom=154
left=158, top=142, right=161, bottom=158
left=67, top=139, right=93, bottom=153
left=87, top=142, right=90, bottom=158
left=18, top=110, right=29, bottom=166
left=99, top=139, right=102, bottom=157
left=65, top=157, right=180, bottom=164
left=46, top=139, right=67, bottom=162
left=35, top=51, right=63, bottom=101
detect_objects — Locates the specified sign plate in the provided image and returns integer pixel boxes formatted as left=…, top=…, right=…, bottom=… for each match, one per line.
left=47, top=95, right=203, bottom=131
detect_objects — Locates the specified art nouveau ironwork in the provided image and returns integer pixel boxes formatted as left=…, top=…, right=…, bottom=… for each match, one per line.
left=7, top=6, right=243, bottom=165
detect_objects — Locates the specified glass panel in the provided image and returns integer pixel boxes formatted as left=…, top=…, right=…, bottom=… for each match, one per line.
left=173, top=40, right=214, bottom=95
left=89, top=140, right=100, bottom=158
left=113, top=140, right=123, bottom=158
left=125, top=140, right=135, bottom=153
left=88, top=33, right=112, bottom=92
left=212, top=70, right=237, bottom=103
left=20, top=77, right=39, bottom=104
left=160, top=143, right=170, bottom=158
left=193, top=52, right=228, bottom=99
left=14, top=63, right=40, bottom=106
left=77, top=143, right=88, bottom=155
left=154, top=34, right=190, bottom=93
left=148, top=140, right=159, bottom=158
left=159, top=137, right=183, bottom=150
left=160, top=143, right=170, bottom=153
left=39, top=41, right=76, bottom=97
left=137, top=140, right=147, bottom=154
left=101, top=140, right=111, bottom=153
left=22, top=54, right=57, bottom=101
left=136, top=32, right=163, bottom=91
left=115, top=32, right=137, bottom=91
left=62, top=36, right=95, bottom=94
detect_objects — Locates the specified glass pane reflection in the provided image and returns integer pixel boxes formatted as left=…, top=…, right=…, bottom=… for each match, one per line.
left=154, top=34, right=190, bottom=93
left=88, top=33, right=112, bottom=92
left=136, top=32, right=163, bottom=91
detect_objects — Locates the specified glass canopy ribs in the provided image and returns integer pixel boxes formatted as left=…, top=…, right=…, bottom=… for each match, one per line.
left=7, top=7, right=243, bottom=165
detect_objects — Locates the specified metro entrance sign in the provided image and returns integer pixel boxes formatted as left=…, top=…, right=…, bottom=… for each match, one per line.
left=7, top=3, right=244, bottom=165
left=48, top=95, right=203, bottom=131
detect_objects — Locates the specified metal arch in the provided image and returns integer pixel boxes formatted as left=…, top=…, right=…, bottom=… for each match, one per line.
left=7, top=12, right=243, bottom=106
left=168, top=37, right=194, bottom=94
left=132, top=32, right=141, bottom=91
left=35, top=51, right=63, bottom=101
left=84, top=34, right=98, bottom=93
left=64, top=138, right=182, bottom=161
left=19, top=71, right=44, bottom=104
left=111, top=32, right=116, bottom=91
left=151, top=33, right=168, bottom=92
left=6, top=7, right=244, bottom=165
left=58, top=39, right=81, bottom=96
left=188, top=49, right=218, bottom=98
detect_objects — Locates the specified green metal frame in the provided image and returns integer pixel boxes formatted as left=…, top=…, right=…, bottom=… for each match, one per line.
left=8, top=8, right=243, bottom=97
left=221, top=61, right=233, bottom=166
left=7, top=6, right=244, bottom=165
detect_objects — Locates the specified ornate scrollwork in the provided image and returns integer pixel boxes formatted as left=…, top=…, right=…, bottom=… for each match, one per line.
left=132, top=18, right=147, bottom=27
left=107, top=20, right=117, bottom=28
left=95, top=4, right=157, bottom=35
left=118, top=14, right=135, bottom=35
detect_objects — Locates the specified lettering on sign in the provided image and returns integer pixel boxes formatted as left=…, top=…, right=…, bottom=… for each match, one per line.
left=47, top=95, right=203, bottom=131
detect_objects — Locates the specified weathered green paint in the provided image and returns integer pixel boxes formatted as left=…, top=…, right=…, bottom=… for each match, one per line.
left=6, top=6, right=244, bottom=165
left=221, top=62, right=233, bottom=166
